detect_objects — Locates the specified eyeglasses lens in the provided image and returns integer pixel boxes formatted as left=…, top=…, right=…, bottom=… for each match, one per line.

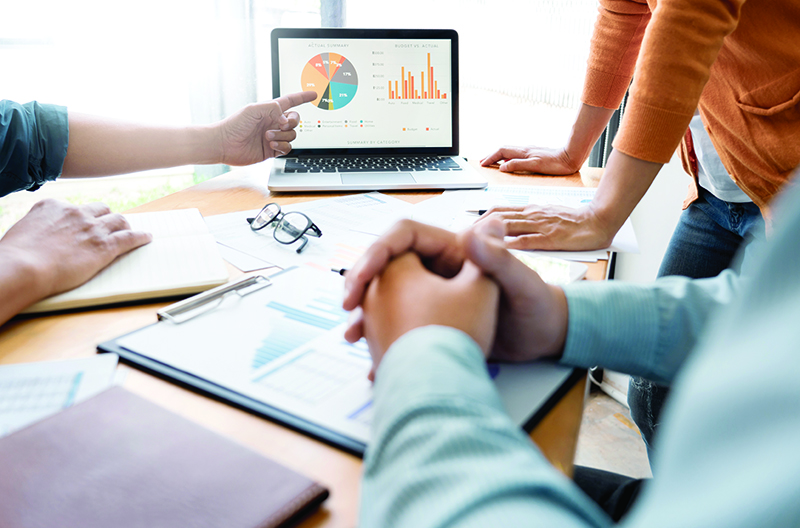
left=275, top=212, right=312, bottom=243
left=250, top=203, right=281, bottom=230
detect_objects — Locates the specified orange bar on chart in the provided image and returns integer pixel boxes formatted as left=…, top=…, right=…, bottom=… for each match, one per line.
left=391, top=52, right=449, bottom=100
left=428, top=54, right=432, bottom=100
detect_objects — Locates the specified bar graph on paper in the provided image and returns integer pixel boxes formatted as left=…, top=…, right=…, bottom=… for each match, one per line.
left=0, top=356, right=118, bottom=437
left=252, top=293, right=349, bottom=370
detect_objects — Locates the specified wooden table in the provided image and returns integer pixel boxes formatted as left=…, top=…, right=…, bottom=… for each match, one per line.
left=0, top=162, right=605, bottom=527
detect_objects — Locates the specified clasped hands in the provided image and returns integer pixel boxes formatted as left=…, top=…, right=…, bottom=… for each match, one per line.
left=342, top=219, right=570, bottom=380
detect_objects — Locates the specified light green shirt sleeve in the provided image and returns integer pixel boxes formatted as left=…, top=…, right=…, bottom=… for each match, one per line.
left=560, top=271, right=740, bottom=385
left=360, top=178, right=800, bottom=528
left=361, top=325, right=610, bottom=528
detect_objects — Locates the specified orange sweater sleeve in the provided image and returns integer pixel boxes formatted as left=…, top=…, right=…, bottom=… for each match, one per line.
left=582, top=0, right=651, bottom=109
left=584, top=0, right=747, bottom=164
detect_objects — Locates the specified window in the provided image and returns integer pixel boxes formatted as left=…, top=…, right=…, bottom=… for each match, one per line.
left=0, top=0, right=331, bottom=232
left=1, top=0, right=596, bottom=231
left=346, top=0, right=597, bottom=157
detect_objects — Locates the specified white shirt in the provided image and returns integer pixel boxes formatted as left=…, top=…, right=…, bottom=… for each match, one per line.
left=689, top=113, right=751, bottom=203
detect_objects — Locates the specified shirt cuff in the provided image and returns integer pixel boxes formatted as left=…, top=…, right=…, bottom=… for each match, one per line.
left=372, top=326, right=506, bottom=433
left=33, top=102, right=69, bottom=187
left=560, top=280, right=661, bottom=374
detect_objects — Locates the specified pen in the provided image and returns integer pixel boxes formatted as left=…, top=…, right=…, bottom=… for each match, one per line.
left=331, top=268, right=348, bottom=276
left=466, top=209, right=488, bottom=215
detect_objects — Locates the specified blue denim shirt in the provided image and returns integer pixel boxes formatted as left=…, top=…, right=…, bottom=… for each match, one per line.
left=0, top=100, right=69, bottom=197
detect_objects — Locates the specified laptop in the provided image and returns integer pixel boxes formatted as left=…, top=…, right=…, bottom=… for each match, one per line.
left=268, top=28, right=487, bottom=192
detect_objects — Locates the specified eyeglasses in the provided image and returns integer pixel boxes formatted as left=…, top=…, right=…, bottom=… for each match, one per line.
left=247, top=203, right=322, bottom=253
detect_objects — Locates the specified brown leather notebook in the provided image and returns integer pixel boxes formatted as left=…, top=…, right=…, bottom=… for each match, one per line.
left=0, top=386, right=328, bottom=528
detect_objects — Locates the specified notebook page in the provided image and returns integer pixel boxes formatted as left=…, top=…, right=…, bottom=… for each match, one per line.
left=24, top=209, right=229, bottom=312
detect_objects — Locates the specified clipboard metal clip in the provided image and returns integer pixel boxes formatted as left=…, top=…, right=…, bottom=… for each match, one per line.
left=157, top=275, right=272, bottom=324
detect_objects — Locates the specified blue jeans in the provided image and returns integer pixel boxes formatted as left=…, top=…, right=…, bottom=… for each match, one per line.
left=628, top=187, right=764, bottom=464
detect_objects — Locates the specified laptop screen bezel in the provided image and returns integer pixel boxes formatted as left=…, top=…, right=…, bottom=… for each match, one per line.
left=271, top=27, right=460, bottom=157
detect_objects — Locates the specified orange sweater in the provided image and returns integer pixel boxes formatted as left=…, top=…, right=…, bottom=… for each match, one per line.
left=582, top=0, right=800, bottom=213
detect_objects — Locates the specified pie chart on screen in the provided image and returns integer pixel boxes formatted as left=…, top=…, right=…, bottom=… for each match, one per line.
left=301, top=53, right=358, bottom=110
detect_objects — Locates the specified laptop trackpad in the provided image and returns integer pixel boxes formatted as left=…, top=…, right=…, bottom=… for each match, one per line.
left=341, top=173, right=417, bottom=185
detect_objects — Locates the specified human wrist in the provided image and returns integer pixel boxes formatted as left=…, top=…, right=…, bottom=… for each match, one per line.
left=0, top=247, right=50, bottom=319
left=586, top=198, right=626, bottom=247
left=189, top=124, right=223, bottom=165
left=563, top=103, right=617, bottom=170
left=562, top=134, right=594, bottom=172
left=545, top=285, right=569, bottom=360
left=375, top=326, right=485, bottom=382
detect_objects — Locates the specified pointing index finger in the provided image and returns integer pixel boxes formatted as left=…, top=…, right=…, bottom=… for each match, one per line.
left=276, top=91, right=319, bottom=112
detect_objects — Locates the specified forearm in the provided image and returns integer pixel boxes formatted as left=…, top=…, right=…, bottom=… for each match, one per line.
left=563, top=104, right=617, bottom=169
left=590, top=148, right=662, bottom=237
left=61, top=113, right=221, bottom=177
left=362, top=326, right=609, bottom=528
left=561, top=270, right=741, bottom=384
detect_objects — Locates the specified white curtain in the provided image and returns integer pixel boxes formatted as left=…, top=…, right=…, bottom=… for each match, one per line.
left=346, top=0, right=597, bottom=110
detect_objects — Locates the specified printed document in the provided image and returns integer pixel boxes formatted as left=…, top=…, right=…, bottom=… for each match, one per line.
left=0, top=354, right=118, bottom=437
left=116, top=267, right=573, bottom=446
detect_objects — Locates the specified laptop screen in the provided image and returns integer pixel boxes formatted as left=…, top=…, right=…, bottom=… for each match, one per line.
left=272, top=28, right=459, bottom=156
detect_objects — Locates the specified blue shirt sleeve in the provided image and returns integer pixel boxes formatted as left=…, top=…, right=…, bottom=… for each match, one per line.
left=560, top=270, right=741, bottom=385
left=361, top=179, right=800, bottom=528
left=0, top=100, right=69, bottom=197
left=362, top=325, right=611, bottom=528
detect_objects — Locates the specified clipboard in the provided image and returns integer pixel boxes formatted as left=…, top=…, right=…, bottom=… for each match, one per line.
left=98, top=266, right=584, bottom=456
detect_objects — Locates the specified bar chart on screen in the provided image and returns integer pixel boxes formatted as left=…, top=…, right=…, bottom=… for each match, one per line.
left=388, top=52, right=449, bottom=100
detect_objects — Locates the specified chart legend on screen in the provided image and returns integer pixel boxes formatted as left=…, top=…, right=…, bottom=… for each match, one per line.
left=389, top=52, right=447, bottom=100
left=301, top=53, right=358, bottom=110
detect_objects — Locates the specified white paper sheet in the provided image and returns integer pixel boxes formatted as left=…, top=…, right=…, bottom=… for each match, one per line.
left=116, top=267, right=573, bottom=446
left=412, top=186, right=640, bottom=261
left=204, top=193, right=414, bottom=271
left=0, top=354, right=119, bottom=437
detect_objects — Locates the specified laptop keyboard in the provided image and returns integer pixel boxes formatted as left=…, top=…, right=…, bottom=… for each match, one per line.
left=282, top=156, right=463, bottom=173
